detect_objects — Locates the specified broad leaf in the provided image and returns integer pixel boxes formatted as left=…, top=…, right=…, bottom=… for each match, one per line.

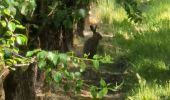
left=26, top=49, right=41, bottom=57
left=37, top=51, right=47, bottom=59
left=3, top=9, right=10, bottom=16
left=0, top=20, right=7, bottom=27
left=8, top=21, right=16, bottom=32
left=100, top=79, right=107, bottom=87
left=16, top=34, right=27, bottom=45
left=38, top=59, right=46, bottom=69
left=16, top=25, right=25, bottom=29
left=4, top=31, right=13, bottom=36
left=47, top=52, right=59, bottom=65
left=98, top=87, right=108, bottom=99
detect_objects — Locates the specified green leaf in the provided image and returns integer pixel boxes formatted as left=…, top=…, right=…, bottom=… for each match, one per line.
left=93, top=60, right=99, bottom=70
left=64, top=70, right=71, bottom=79
left=5, top=59, right=17, bottom=66
left=38, top=59, right=46, bottom=69
left=90, top=86, right=97, bottom=99
left=13, top=19, right=21, bottom=24
left=0, top=20, right=7, bottom=27
left=3, top=9, right=10, bottom=16
left=74, top=72, right=81, bottom=78
left=93, top=55, right=99, bottom=59
left=21, top=4, right=27, bottom=15
left=101, top=55, right=113, bottom=63
left=16, top=25, right=25, bottom=29
left=14, top=57, right=24, bottom=63
left=98, top=88, right=108, bottom=99
left=100, top=79, right=107, bottom=87
left=4, top=31, right=13, bottom=36
left=8, top=21, right=16, bottom=32
left=37, top=51, right=47, bottom=59
left=26, top=49, right=41, bottom=57
left=59, top=53, right=68, bottom=67
left=47, top=52, right=59, bottom=65
left=16, top=34, right=27, bottom=45
left=83, top=53, right=89, bottom=58
left=54, top=72, right=62, bottom=83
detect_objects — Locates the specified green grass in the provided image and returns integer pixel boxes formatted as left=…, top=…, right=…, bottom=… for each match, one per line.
left=127, top=81, right=170, bottom=100
left=95, top=0, right=170, bottom=99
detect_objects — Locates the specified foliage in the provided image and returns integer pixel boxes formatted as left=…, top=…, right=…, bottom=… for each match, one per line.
left=117, top=0, right=142, bottom=23
left=0, top=0, right=29, bottom=71
left=26, top=50, right=120, bottom=98
left=90, top=78, right=123, bottom=99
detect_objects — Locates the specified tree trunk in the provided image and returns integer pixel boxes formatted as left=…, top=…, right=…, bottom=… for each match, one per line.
left=3, top=63, right=37, bottom=100
left=0, top=68, right=9, bottom=100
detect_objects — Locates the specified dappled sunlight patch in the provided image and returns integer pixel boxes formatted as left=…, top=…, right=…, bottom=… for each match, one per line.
left=127, top=81, right=170, bottom=100
left=158, top=8, right=170, bottom=20
left=94, top=0, right=127, bottom=24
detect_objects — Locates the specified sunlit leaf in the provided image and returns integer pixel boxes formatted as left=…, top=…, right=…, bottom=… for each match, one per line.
left=16, top=34, right=27, bottom=45
left=59, top=53, right=68, bottom=67
left=26, top=49, right=41, bottom=57
left=100, top=79, right=107, bottom=87
left=16, top=25, right=25, bottom=29
left=8, top=21, right=16, bottom=32
left=47, top=52, right=59, bottom=65
left=98, top=88, right=108, bottom=99
left=3, top=9, right=10, bottom=16
left=21, top=4, right=27, bottom=15
left=0, top=20, right=7, bottom=27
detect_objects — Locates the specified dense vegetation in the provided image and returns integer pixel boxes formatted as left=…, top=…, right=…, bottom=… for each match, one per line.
left=0, top=0, right=170, bottom=100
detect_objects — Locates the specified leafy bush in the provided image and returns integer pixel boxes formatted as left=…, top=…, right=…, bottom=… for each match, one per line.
left=0, top=0, right=28, bottom=70
left=26, top=50, right=120, bottom=98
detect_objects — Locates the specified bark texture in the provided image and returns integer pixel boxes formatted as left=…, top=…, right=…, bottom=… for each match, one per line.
left=4, top=63, right=37, bottom=100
